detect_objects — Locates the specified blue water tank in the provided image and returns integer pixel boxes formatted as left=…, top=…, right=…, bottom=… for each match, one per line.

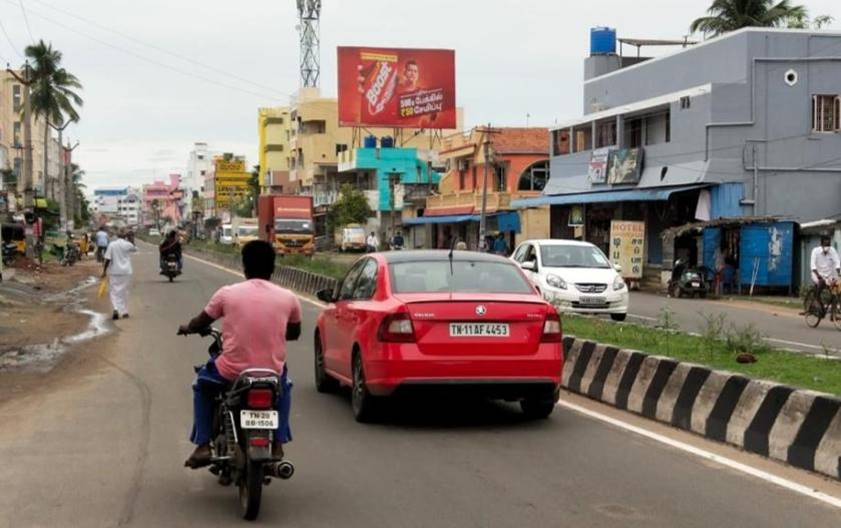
left=380, top=136, right=395, bottom=148
left=363, top=135, right=377, bottom=149
left=590, top=27, right=617, bottom=56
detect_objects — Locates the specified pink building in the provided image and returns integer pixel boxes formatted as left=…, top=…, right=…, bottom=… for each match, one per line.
left=142, top=174, right=184, bottom=227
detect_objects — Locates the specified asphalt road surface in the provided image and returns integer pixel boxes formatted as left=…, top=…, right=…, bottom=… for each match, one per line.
left=1, top=247, right=840, bottom=527
left=627, top=291, right=841, bottom=355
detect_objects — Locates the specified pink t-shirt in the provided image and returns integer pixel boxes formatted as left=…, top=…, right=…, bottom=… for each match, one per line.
left=204, top=279, right=302, bottom=381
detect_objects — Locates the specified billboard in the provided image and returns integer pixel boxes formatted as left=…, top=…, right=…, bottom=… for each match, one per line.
left=610, top=221, right=645, bottom=279
left=607, top=148, right=644, bottom=185
left=338, top=47, right=456, bottom=129
left=588, top=147, right=610, bottom=184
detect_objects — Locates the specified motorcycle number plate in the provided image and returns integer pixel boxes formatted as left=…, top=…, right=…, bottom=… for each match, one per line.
left=240, top=410, right=278, bottom=429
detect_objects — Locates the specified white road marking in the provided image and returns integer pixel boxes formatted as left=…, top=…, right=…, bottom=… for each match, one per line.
left=182, top=252, right=327, bottom=309
left=628, top=313, right=658, bottom=322
left=556, top=399, right=841, bottom=510
left=765, top=337, right=825, bottom=351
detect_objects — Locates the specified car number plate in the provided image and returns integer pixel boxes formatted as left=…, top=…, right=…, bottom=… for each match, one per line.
left=579, top=296, right=606, bottom=305
left=691, top=282, right=700, bottom=288
left=449, top=323, right=510, bottom=338
left=240, top=410, right=278, bottom=429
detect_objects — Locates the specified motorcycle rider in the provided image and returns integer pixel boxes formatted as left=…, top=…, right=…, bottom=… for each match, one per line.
left=159, top=230, right=183, bottom=273
left=810, top=235, right=841, bottom=313
left=178, top=240, right=301, bottom=468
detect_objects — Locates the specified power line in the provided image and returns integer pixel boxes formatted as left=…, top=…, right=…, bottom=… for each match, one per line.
left=18, top=0, right=35, bottom=43
left=0, top=12, right=22, bottom=59
left=1, top=0, right=290, bottom=103
left=28, top=0, right=295, bottom=100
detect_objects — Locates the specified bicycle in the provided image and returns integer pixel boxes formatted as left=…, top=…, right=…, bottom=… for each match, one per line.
left=803, top=280, right=841, bottom=330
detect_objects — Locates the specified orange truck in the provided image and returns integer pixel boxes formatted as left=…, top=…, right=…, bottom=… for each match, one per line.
left=258, top=195, right=315, bottom=256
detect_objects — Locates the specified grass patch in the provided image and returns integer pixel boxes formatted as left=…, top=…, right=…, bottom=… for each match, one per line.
left=562, top=314, right=841, bottom=396
left=281, top=254, right=350, bottom=280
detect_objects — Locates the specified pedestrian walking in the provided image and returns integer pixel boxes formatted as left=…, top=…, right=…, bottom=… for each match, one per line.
left=102, top=229, right=138, bottom=320
left=95, top=226, right=109, bottom=262
left=366, top=231, right=380, bottom=253
left=492, top=233, right=509, bottom=256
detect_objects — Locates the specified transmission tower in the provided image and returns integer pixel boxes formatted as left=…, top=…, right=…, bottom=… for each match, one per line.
left=296, top=0, right=321, bottom=88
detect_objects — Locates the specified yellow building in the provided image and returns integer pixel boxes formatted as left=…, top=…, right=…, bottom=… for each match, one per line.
left=257, top=107, right=291, bottom=192
left=213, top=156, right=250, bottom=212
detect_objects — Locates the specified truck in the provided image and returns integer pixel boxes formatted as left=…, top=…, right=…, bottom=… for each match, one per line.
left=232, top=217, right=260, bottom=248
left=334, top=223, right=367, bottom=252
left=258, top=195, right=315, bottom=256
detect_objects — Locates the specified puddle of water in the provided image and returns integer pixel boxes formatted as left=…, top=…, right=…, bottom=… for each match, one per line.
left=63, top=309, right=110, bottom=344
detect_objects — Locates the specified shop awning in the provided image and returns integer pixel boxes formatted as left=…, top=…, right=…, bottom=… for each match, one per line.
left=511, top=184, right=709, bottom=209
left=403, top=211, right=521, bottom=233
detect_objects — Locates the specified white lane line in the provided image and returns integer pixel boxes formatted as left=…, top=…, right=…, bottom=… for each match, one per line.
left=556, top=399, right=841, bottom=510
left=182, top=252, right=327, bottom=309
left=628, top=313, right=658, bottom=322
left=765, top=338, right=825, bottom=351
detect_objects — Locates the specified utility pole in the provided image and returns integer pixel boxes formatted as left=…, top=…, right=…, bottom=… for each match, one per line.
left=49, top=121, right=72, bottom=230
left=64, top=140, right=80, bottom=229
left=477, top=124, right=502, bottom=251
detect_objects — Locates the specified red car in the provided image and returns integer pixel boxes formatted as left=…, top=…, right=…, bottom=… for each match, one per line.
left=314, top=250, right=564, bottom=422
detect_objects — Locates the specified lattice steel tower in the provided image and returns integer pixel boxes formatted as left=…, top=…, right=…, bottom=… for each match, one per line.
left=297, top=0, right=321, bottom=88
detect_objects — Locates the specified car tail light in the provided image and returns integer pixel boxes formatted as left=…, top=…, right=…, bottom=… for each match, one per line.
left=541, top=313, right=563, bottom=343
left=247, top=388, right=274, bottom=409
left=378, top=313, right=415, bottom=343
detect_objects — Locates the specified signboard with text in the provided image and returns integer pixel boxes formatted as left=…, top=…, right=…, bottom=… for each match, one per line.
left=607, top=148, right=644, bottom=185
left=588, top=147, right=610, bottom=184
left=610, top=220, right=645, bottom=279
left=337, top=46, right=456, bottom=129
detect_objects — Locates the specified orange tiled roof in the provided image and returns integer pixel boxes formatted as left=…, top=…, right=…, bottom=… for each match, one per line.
left=491, top=128, right=549, bottom=155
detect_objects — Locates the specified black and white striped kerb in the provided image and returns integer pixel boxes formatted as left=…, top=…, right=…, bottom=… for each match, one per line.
left=561, top=337, right=841, bottom=481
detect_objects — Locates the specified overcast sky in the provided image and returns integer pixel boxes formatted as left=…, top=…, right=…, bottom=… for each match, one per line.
left=0, top=0, right=837, bottom=191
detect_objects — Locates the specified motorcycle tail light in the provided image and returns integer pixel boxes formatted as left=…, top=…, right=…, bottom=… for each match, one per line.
left=247, top=388, right=274, bottom=409
left=249, top=437, right=270, bottom=448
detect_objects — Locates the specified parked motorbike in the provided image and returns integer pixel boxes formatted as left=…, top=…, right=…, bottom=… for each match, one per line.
left=160, top=253, right=182, bottom=282
left=189, top=328, right=293, bottom=520
left=60, top=242, right=81, bottom=267
left=668, top=259, right=709, bottom=298
left=2, top=243, right=17, bottom=266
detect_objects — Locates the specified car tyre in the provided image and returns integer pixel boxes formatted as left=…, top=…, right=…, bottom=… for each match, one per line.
left=520, top=398, right=555, bottom=420
left=314, top=332, right=339, bottom=393
left=351, top=352, right=379, bottom=423
left=610, top=313, right=627, bottom=322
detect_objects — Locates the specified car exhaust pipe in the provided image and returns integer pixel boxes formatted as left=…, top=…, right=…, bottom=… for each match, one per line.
left=265, top=460, right=295, bottom=480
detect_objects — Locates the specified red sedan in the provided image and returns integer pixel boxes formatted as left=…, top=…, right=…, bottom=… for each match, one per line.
left=314, top=250, right=564, bottom=422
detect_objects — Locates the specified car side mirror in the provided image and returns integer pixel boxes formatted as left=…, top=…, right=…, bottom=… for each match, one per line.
left=521, top=261, right=536, bottom=271
left=614, top=264, right=622, bottom=273
left=316, top=288, right=335, bottom=303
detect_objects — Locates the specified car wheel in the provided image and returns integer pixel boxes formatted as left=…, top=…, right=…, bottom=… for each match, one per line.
left=610, top=313, right=627, bottom=322
left=314, top=332, right=339, bottom=393
left=351, top=351, right=379, bottom=423
left=520, top=398, right=555, bottom=420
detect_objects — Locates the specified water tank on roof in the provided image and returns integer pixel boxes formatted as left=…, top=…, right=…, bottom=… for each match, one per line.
left=590, top=27, right=616, bottom=56
left=380, top=136, right=395, bottom=148
left=364, top=135, right=377, bottom=148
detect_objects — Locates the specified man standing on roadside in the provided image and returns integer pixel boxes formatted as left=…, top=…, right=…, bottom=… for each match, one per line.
left=102, top=229, right=138, bottom=320
left=95, top=226, right=109, bottom=262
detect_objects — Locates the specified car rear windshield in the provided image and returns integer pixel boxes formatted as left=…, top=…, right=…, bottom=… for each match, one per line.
left=238, top=226, right=258, bottom=236
left=275, top=219, right=313, bottom=233
left=390, top=260, right=534, bottom=294
left=540, top=245, right=611, bottom=269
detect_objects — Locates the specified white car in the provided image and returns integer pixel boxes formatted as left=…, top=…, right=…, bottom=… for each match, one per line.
left=148, top=228, right=161, bottom=237
left=511, top=239, right=629, bottom=321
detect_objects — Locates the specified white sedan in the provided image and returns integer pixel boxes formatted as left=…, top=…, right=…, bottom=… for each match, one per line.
left=512, top=239, right=629, bottom=321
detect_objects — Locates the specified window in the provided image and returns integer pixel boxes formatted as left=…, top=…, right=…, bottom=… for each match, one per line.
left=573, top=125, right=592, bottom=152
left=595, top=121, right=616, bottom=148
left=625, top=118, right=643, bottom=148
left=494, top=164, right=506, bottom=192
left=644, top=111, right=670, bottom=146
left=472, top=165, right=477, bottom=189
left=338, top=261, right=366, bottom=300
left=13, top=122, right=21, bottom=146
left=512, top=244, right=529, bottom=263
left=553, top=129, right=571, bottom=156
left=352, top=259, right=378, bottom=300
left=390, top=260, right=534, bottom=294
left=12, top=85, right=21, bottom=112
left=197, top=155, right=204, bottom=160
left=680, top=96, right=691, bottom=110
left=335, top=144, right=348, bottom=155
left=518, top=161, right=549, bottom=192
left=812, top=95, right=840, bottom=133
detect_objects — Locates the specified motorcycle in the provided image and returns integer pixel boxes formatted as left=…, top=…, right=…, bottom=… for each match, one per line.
left=668, top=259, right=710, bottom=298
left=160, top=253, right=182, bottom=282
left=190, top=328, right=294, bottom=520
left=60, top=241, right=81, bottom=267
left=2, top=243, right=17, bottom=267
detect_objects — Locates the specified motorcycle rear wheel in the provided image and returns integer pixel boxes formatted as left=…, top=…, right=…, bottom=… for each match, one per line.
left=238, top=460, right=263, bottom=521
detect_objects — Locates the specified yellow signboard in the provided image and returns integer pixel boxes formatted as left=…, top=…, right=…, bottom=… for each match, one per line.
left=216, top=160, right=246, bottom=172
left=610, top=220, right=645, bottom=279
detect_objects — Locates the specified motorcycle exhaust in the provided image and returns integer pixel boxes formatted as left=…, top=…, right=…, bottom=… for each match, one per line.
left=265, top=460, right=295, bottom=480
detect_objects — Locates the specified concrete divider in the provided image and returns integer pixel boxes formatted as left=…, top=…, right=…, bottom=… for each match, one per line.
left=561, top=336, right=841, bottom=481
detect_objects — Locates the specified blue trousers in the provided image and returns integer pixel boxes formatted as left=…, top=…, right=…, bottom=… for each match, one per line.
left=190, top=360, right=292, bottom=446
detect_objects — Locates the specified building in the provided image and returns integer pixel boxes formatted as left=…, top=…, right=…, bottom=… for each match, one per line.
left=142, top=174, right=184, bottom=227
left=184, top=142, right=214, bottom=211
left=257, top=108, right=291, bottom=193
left=408, top=127, right=550, bottom=250
left=92, top=186, right=141, bottom=226
left=212, top=155, right=250, bottom=217
left=514, top=27, right=841, bottom=287
left=118, top=189, right=142, bottom=227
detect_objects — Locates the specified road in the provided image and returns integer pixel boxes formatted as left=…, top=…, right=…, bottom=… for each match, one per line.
left=0, top=246, right=840, bottom=527
left=628, top=291, right=841, bottom=355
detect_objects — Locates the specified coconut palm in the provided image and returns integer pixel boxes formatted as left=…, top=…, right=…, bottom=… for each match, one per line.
left=690, top=0, right=807, bottom=37
left=23, top=40, right=83, bottom=200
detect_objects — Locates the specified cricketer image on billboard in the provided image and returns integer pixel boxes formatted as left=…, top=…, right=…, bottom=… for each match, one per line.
left=337, top=47, right=456, bottom=129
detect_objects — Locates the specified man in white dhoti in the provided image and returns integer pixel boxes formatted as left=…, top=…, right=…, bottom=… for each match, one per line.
left=102, top=229, right=138, bottom=320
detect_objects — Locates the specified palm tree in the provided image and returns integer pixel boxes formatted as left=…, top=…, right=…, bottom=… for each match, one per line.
left=690, top=0, right=807, bottom=37
left=24, top=40, right=83, bottom=200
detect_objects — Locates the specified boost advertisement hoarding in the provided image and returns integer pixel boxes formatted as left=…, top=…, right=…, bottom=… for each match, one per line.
left=338, top=47, right=456, bottom=129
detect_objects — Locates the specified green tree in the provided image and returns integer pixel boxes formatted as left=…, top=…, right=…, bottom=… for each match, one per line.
left=23, top=40, right=83, bottom=197
left=786, top=13, right=834, bottom=28
left=326, top=184, right=373, bottom=236
left=69, top=163, right=88, bottom=224
left=690, top=0, right=807, bottom=37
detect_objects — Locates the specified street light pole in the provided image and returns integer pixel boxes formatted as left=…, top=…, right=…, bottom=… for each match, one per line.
left=477, top=124, right=501, bottom=251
